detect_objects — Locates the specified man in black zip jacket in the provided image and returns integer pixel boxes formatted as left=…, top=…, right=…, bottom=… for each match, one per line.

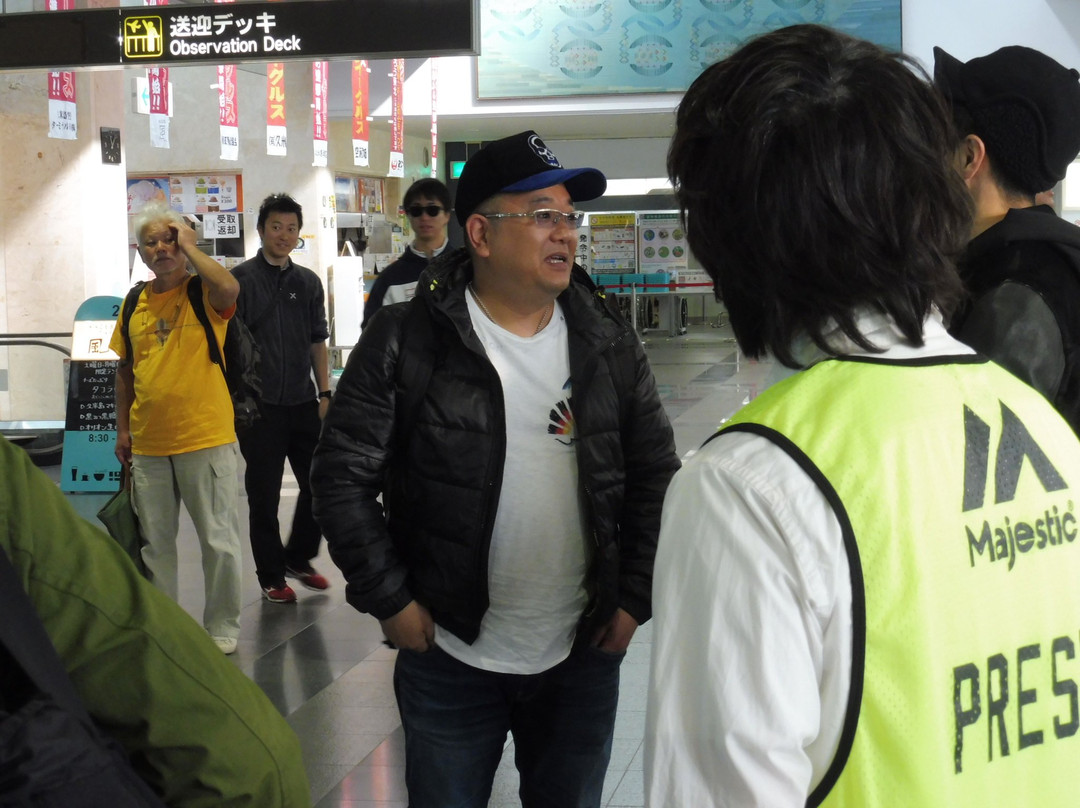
left=936, top=45, right=1080, bottom=434
left=362, top=178, right=453, bottom=327
left=311, top=131, right=679, bottom=808
left=233, top=193, right=332, bottom=603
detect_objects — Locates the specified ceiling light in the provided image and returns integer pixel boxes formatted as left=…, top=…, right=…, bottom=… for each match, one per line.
left=604, top=178, right=672, bottom=196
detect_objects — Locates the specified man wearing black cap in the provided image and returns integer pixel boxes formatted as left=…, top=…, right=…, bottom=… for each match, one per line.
left=311, top=131, right=678, bottom=807
left=935, top=45, right=1080, bottom=433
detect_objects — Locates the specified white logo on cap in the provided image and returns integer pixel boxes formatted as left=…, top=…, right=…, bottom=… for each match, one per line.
left=528, top=134, right=562, bottom=168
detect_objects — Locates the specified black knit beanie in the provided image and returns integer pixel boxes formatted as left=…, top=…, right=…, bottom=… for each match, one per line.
left=934, top=45, right=1080, bottom=194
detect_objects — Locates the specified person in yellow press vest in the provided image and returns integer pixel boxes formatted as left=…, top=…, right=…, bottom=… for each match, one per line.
left=645, top=24, right=1080, bottom=808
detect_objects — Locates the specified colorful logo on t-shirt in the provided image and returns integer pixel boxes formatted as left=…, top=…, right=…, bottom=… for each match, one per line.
left=548, top=381, right=576, bottom=445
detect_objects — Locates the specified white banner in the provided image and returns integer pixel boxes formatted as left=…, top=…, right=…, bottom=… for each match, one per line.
left=389, top=151, right=405, bottom=178
left=266, top=124, right=287, bottom=157
left=217, top=64, right=239, bottom=161
left=352, top=139, right=370, bottom=167
left=149, top=113, right=170, bottom=149
left=148, top=67, right=170, bottom=149
left=220, top=125, right=239, bottom=161
left=48, top=98, right=77, bottom=140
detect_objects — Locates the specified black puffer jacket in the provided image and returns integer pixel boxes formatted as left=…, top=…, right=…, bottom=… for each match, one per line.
left=311, top=248, right=679, bottom=644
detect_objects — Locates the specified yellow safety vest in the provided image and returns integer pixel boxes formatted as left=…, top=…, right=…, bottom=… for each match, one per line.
left=722, top=356, right=1080, bottom=807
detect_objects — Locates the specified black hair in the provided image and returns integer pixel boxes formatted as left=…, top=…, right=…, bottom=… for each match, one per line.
left=668, top=24, right=972, bottom=367
left=403, top=178, right=451, bottom=211
left=257, top=193, right=303, bottom=231
left=948, top=104, right=1037, bottom=202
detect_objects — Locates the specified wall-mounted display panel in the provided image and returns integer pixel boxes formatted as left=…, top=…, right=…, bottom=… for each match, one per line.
left=476, top=0, right=902, bottom=99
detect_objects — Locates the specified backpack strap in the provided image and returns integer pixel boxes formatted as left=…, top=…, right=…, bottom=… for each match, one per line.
left=185, top=276, right=226, bottom=372
left=119, top=281, right=147, bottom=366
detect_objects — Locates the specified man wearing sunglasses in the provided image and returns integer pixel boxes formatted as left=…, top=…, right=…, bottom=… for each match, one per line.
left=313, top=130, right=679, bottom=807
left=361, top=178, right=452, bottom=327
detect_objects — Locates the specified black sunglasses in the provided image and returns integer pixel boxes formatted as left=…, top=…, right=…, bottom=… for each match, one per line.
left=407, top=204, right=446, bottom=218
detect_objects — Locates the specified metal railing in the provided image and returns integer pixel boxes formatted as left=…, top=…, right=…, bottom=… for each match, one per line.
left=1, top=332, right=73, bottom=463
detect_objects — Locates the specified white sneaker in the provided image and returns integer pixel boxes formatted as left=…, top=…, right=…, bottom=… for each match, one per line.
left=212, top=636, right=238, bottom=655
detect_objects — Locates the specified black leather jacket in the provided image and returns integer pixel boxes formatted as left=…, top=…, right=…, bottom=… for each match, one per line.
left=312, top=248, right=679, bottom=644
left=950, top=205, right=1080, bottom=435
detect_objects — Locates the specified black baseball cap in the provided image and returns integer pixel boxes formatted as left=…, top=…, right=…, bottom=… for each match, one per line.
left=934, top=45, right=1080, bottom=194
left=454, top=130, right=607, bottom=225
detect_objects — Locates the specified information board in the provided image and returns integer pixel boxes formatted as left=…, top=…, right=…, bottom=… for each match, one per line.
left=638, top=212, right=688, bottom=274
left=60, top=296, right=123, bottom=493
left=589, top=213, right=637, bottom=275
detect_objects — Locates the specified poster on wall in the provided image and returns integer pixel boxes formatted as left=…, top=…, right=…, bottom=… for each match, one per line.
left=168, top=175, right=241, bottom=214
left=476, top=0, right=901, bottom=99
left=127, top=177, right=169, bottom=214
left=590, top=213, right=637, bottom=276
left=360, top=177, right=384, bottom=213
left=638, top=212, right=687, bottom=273
left=127, top=175, right=242, bottom=215
left=334, top=175, right=358, bottom=212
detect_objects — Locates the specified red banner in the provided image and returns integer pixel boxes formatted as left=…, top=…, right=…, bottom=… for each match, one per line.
left=47, top=71, right=75, bottom=103
left=218, top=64, right=237, bottom=127
left=352, top=60, right=369, bottom=140
left=313, top=61, right=328, bottom=142
left=391, top=58, right=404, bottom=154
left=267, top=62, right=286, bottom=126
left=149, top=67, right=169, bottom=114
left=431, top=59, right=438, bottom=179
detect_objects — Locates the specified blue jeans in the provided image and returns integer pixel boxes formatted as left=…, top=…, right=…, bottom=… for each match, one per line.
left=394, top=641, right=624, bottom=808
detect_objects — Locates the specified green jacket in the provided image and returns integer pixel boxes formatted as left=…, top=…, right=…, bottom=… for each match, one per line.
left=0, top=437, right=311, bottom=807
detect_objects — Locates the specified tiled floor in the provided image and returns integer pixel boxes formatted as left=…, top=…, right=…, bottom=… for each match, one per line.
left=60, top=315, right=765, bottom=807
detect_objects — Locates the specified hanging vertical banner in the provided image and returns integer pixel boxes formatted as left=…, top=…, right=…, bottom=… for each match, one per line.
left=217, top=64, right=238, bottom=161
left=46, top=0, right=76, bottom=140
left=388, top=58, right=405, bottom=178
left=148, top=66, right=170, bottom=149
left=266, top=62, right=287, bottom=157
left=430, top=59, right=438, bottom=179
left=312, top=60, right=328, bottom=167
left=215, top=0, right=235, bottom=158
left=352, top=60, right=370, bottom=167
left=47, top=71, right=77, bottom=141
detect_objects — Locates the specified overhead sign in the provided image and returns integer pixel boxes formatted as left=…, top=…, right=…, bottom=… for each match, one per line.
left=0, top=0, right=476, bottom=71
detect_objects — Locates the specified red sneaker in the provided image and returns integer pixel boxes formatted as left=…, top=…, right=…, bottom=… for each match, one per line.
left=286, top=565, right=330, bottom=591
left=261, top=583, right=297, bottom=603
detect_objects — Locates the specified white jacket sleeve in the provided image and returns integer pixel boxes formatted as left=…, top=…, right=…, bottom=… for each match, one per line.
left=645, top=431, right=851, bottom=807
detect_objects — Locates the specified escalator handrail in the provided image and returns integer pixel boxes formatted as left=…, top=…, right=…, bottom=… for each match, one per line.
left=0, top=338, right=71, bottom=357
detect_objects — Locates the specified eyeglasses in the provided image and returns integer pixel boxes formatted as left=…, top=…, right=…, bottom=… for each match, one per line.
left=480, top=209, right=586, bottom=229
left=407, top=204, right=447, bottom=218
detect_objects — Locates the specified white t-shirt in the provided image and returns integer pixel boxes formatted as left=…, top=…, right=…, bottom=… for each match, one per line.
left=435, top=297, right=589, bottom=674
